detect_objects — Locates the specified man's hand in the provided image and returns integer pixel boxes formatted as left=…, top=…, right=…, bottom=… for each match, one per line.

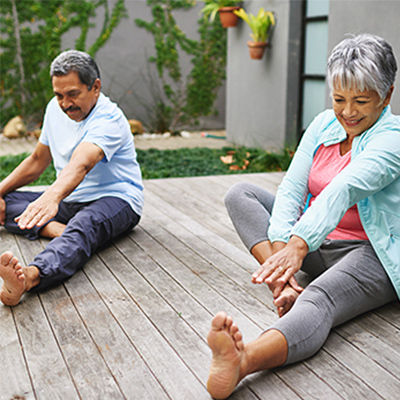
left=13, top=141, right=104, bottom=231
left=0, top=196, right=6, bottom=226
left=252, top=236, right=308, bottom=298
left=15, top=193, right=59, bottom=230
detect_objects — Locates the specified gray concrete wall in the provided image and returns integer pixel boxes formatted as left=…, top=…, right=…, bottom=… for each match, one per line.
left=327, top=0, right=400, bottom=114
left=226, top=0, right=291, bottom=150
left=226, top=0, right=400, bottom=150
left=63, top=1, right=225, bottom=131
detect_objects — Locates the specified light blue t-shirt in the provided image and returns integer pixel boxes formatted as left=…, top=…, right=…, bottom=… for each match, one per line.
left=40, top=93, right=144, bottom=216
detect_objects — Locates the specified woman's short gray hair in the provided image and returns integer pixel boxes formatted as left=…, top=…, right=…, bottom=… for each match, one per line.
left=327, top=34, right=397, bottom=100
left=50, top=50, right=100, bottom=90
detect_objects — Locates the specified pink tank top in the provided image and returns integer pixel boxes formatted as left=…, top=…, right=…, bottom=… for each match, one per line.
left=308, top=143, right=368, bottom=240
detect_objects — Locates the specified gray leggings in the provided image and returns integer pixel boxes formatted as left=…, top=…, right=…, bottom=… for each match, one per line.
left=225, top=182, right=397, bottom=364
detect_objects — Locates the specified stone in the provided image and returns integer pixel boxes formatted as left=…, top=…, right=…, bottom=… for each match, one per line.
left=128, top=119, right=144, bottom=134
left=2, top=116, right=27, bottom=138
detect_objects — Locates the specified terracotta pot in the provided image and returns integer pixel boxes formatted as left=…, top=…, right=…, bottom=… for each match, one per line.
left=218, top=7, right=240, bottom=28
left=247, top=41, right=268, bottom=60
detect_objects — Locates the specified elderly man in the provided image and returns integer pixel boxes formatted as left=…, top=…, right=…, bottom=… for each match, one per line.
left=0, top=50, right=143, bottom=306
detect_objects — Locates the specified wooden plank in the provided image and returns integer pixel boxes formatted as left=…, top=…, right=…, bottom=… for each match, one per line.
left=323, top=332, right=400, bottom=399
left=16, top=236, right=124, bottom=399
left=374, top=303, right=400, bottom=329
left=243, top=371, right=302, bottom=400
left=141, top=202, right=274, bottom=310
left=142, top=188, right=253, bottom=271
left=107, top=236, right=262, bottom=398
left=336, top=320, right=400, bottom=378
left=0, top=231, right=35, bottom=400
left=134, top=223, right=277, bottom=332
left=39, top=284, right=124, bottom=399
left=304, top=347, right=384, bottom=400
left=12, top=235, right=80, bottom=400
left=355, top=312, right=400, bottom=350
left=1, top=174, right=398, bottom=400
left=115, top=232, right=289, bottom=399
left=206, top=172, right=284, bottom=191
left=275, top=362, right=343, bottom=400
left=135, top=213, right=344, bottom=399
left=0, top=304, right=35, bottom=400
left=125, top=228, right=265, bottom=341
left=93, top=243, right=211, bottom=400
left=144, top=180, right=244, bottom=248
left=64, top=256, right=169, bottom=400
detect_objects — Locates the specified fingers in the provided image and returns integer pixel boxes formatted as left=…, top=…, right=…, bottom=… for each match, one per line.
left=16, top=209, right=46, bottom=230
left=289, top=276, right=304, bottom=293
left=15, top=200, right=57, bottom=230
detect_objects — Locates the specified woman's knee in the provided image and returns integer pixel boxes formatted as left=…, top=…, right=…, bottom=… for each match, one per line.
left=224, top=182, right=260, bottom=209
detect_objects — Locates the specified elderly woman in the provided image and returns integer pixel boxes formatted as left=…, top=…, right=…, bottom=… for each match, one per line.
left=206, top=34, right=400, bottom=399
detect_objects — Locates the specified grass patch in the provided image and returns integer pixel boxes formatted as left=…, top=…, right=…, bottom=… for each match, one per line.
left=0, top=153, right=56, bottom=185
left=0, top=147, right=292, bottom=185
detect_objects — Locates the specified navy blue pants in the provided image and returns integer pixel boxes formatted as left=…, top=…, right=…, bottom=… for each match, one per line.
left=4, top=191, right=140, bottom=290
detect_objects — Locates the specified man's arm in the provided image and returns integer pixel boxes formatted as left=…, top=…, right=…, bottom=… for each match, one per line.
left=15, top=142, right=104, bottom=230
left=0, top=143, right=52, bottom=225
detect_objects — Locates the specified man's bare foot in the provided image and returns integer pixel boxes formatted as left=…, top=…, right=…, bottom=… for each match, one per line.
left=39, top=221, right=66, bottom=238
left=0, top=251, right=26, bottom=306
left=274, top=285, right=301, bottom=317
left=207, top=312, right=247, bottom=399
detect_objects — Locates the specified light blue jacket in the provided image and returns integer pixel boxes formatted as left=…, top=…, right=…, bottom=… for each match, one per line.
left=268, top=106, right=400, bottom=299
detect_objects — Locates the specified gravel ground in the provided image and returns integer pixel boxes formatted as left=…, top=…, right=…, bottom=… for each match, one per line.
left=0, top=130, right=232, bottom=157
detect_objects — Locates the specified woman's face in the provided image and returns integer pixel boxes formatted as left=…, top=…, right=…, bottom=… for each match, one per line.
left=332, top=85, right=393, bottom=137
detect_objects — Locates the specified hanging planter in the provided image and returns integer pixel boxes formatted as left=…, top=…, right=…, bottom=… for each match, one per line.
left=234, top=8, right=276, bottom=60
left=247, top=41, right=268, bottom=60
left=218, top=6, right=241, bottom=27
left=201, top=1, right=242, bottom=28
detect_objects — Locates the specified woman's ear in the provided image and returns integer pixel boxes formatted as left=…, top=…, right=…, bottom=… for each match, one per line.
left=383, top=85, right=394, bottom=107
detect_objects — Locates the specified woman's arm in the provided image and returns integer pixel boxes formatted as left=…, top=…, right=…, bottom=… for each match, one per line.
left=292, top=130, right=400, bottom=252
left=267, top=111, right=331, bottom=244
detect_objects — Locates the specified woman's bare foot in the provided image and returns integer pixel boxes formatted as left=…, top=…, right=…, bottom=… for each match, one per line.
left=0, top=251, right=26, bottom=306
left=274, top=284, right=301, bottom=317
left=207, top=312, right=247, bottom=399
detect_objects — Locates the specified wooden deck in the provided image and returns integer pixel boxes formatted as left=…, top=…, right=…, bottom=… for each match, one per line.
left=1, top=172, right=399, bottom=400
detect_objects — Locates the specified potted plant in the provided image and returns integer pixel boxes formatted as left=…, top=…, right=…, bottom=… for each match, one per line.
left=201, top=0, right=242, bottom=28
left=234, top=7, right=276, bottom=59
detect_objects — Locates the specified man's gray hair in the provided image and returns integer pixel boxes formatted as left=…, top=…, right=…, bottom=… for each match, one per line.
left=50, top=50, right=100, bottom=90
left=327, top=34, right=397, bottom=100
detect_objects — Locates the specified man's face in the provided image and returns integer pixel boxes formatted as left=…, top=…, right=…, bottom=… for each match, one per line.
left=52, top=71, right=101, bottom=122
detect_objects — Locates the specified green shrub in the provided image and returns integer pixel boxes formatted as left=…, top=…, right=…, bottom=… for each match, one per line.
left=135, top=0, right=227, bottom=132
left=0, top=147, right=293, bottom=184
left=0, top=0, right=126, bottom=127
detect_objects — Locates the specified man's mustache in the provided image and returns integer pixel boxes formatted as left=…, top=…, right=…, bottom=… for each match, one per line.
left=63, top=106, right=80, bottom=113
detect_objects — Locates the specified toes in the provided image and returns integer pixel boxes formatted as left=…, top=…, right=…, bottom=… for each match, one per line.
left=15, top=269, right=25, bottom=279
left=230, top=323, right=238, bottom=335
left=233, top=331, right=243, bottom=343
left=10, top=257, right=20, bottom=269
left=234, top=333, right=244, bottom=351
left=225, top=316, right=233, bottom=330
left=211, top=312, right=228, bottom=331
left=0, top=251, right=14, bottom=266
left=14, top=262, right=23, bottom=272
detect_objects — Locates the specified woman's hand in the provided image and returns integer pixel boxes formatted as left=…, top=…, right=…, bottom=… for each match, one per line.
left=252, top=236, right=308, bottom=298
